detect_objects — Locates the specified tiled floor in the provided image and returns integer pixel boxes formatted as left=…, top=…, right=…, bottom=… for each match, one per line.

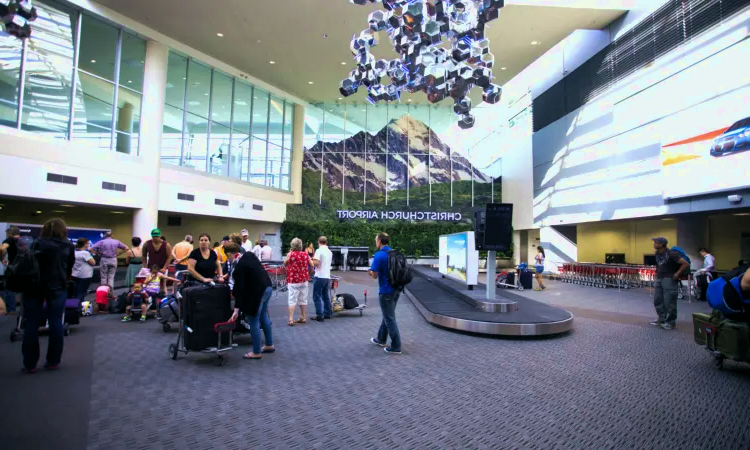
left=1, top=271, right=748, bottom=450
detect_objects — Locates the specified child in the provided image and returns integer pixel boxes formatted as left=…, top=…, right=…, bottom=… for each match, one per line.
left=123, top=283, right=149, bottom=322
left=94, top=285, right=113, bottom=314
left=144, top=265, right=180, bottom=318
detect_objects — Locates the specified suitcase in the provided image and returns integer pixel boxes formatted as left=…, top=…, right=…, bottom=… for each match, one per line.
left=159, top=296, right=179, bottom=324
left=181, top=284, right=232, bottom=351
left=519, top=271, right=533, bottom=290
left=693, top=312, right=750, bottom=362
left=339, top=293, right=360, bottom=310
left=64, top=299, right=81, bottom=325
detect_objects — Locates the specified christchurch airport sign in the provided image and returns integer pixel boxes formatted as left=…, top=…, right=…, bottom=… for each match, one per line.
left=336, top=210, right=462, bottom=222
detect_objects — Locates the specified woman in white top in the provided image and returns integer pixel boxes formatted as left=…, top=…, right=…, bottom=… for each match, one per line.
left=71, top=238, right=96, bottom=301
left=534, top=246, right=546, bottom=291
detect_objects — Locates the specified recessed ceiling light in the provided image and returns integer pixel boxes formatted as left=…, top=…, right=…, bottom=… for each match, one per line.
left=531, top=41, right=539, bottom=45
left=269, top=60, right=276, bottom=64
left=204, top=93, right=209, bottom=96
left=308, top=81, right=314, bottom=85
left=322, top=33, right=328, bottom=38
left=341, top=62, right=347, bottom=65
left=362, top=109, right=366, bottom=112
left=35, top=210, right=42, bottom=214
left=127, top=80, right=132, bottom=83
left=501, top=67, right=506, bottom=70
left=338, top=97, right=343, bottom=100
left=216, top=32, right=224, bottom=37
left=111, top=211, right=124, bottom=214
left=53, top=210, right=66, bottom=213
left=90, top=59, right=96, bottom=63
left=182, top=77, right=186, bottom=80
left=407, top=99, right=412, bottom=102
left=60, top=204, right=74, bottom=207
left=257, top=39, right=261, bottom=43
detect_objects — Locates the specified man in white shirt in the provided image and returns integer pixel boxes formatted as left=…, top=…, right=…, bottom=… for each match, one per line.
left=259, top=240, right=273, bottom=261
left=696, top=247, right=717, bottom=301
left=240, top=229, right=254, bottom=253
left=312, top=236, right=333, bottom=321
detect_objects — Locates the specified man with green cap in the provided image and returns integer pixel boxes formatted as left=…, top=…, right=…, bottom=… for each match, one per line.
left=142, top=229, right=172, bottom=291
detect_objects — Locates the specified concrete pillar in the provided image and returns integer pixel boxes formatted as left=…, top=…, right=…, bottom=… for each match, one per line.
left=676, top=214, right=710, bottom=270
left=291, top=104, right=305, bottom=204
left=116, top=101, right=134, bottom=154
left=540, top=226, right=577, bottom=273
left=132, top=40, right=168, bottom=241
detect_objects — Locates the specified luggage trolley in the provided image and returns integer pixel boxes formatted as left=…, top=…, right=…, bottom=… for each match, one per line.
left=329, top=275, right=367, bottom=316
left=168, top=279, right=235, bottom=366
left=495, top=269, right=525, bottom=291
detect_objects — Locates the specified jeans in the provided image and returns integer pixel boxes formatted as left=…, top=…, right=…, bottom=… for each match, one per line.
left=376, top=291, right=401, bottom=352
left=4, top=290, right=18, bottom=313
left=654, top=277, right=678, bottom=325
left=312, top=277, right=332, bottom=318
left=248, top=286, right=273, bottom=355
left=71, top=277, right=92, bottom=301
left=99, top=257, right=118, bottom=288
left=23, top=288, right=67, bottom=369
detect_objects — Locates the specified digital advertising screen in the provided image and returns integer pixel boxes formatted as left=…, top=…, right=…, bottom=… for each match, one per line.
left=438, top=235, right=448, bottom=275
left=438, top=231, right=479, bottom=286
left=661, top=84, right=750, bottom=199
left=484, top=203, right=513, bottom=252
left=1, top=222, right=110, bottom=247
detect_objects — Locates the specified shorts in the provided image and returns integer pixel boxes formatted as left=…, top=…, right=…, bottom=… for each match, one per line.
left=287, top=282, right=309, bottom=307
left=535, top=265, right=544, bottom=274
left=131, top=296, right=152, bottom=307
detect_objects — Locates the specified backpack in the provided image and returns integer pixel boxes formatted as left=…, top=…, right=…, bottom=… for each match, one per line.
left=670, top=246, right=691, bottom=266
left=387, top=249, right=412, bottom=291
left=5, top=237, right=40, bottom=292
left=337, top=293, right=360, bottom=310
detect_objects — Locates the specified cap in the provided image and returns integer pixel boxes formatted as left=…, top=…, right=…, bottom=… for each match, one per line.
left=222, top=235, right=230, bottom=241
left=241, top=229, right=249, bottom=236
left=151, top=228, right=162, bottom=237
left=652, top=237, right=668, bottom=246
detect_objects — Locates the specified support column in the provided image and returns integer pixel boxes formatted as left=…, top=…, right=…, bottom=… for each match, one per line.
left=132, top=40, right=168, bottom=240
left=116, top=101, right=134, bottom=154
left=676, top=214, right=709, bottom=270
left=291, top=103, right=305, bottom=204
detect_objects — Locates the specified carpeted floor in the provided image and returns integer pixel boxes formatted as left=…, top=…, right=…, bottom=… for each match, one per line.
left=1, top=272, right=749, bottom=449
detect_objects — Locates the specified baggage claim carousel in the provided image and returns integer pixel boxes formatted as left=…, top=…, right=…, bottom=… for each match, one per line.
left=404, top=267, right=574, bottom=336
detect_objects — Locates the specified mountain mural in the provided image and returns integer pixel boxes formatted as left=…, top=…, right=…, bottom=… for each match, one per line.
left=303, top=115, right=493, bottom=195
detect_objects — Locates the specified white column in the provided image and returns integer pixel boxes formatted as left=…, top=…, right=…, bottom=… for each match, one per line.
left=133, top=40, right=168, bottom=240
left=291, top=104, right=305, bottom=204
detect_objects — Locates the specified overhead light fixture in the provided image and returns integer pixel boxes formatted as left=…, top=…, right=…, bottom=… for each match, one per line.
left=308, top=81, right=314, bottom=84
left=182, top=77, right=186, bottom=80
left=338, top=97, right=343, bottom=100
left=127, top=80, right=132, bottom=83
left=269, top=60, right=276, bottom=64
left=60, top=204, right=74, bottom=207
left=501, top=67, right=506, bottom=70
left=111, top=211, right=124, bottom=214
left=407, top=99, right=412, bottom=102
left=216, top=32, right=224, bottom=37
left=35, top=210, right=42, bottom=214
left=531, top=41, right=539, bottom=45
left=257, top=39, right=261, bottom=43
left=341, top=62, right=347, bottom=65
left=322, top=33, right=328, bottom=38
left=90, top=59, right=96, bottom=63
left=53, top=210, right=66, bottom=213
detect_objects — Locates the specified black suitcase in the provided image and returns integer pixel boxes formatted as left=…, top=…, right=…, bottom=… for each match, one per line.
left=181, top=284, right=232, bottom=351
left=519, top=271, right=533, bottom=289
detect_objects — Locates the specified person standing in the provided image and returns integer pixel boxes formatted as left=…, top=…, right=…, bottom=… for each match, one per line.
left=226, top=243, right=275, bottom=360
left=284, top=238, right=312, bottom=326
left=306, top=242, right=315, bottom=279
left=696, top=248, right=717, bottom=301
left=650, top=237, right=690, bottom=330
left=21, top=218, right=75, bottom=373
left=124, top=237, right=143, bottom=289
left=0, top=225, right=22, bottom=314
left=368, top=232, right=401, bottom=354
left=187, top=233, right=223, bottom=283
left=143, top=229, right=172, bottom=293
left=240, top=230, right=254, bottom=253
left=252, top=240, right=262, bottom=258
left=312, top=236, right=333, bottom=322
left=172, top=235, right=194, bottom=272
left=259, top=240, right=273, bottom=261
left=90, top=231, right=128, bottom=290
left=229, top=233, right=247, bottom=255
left=534, top=246, right=546, bottom=291
left=71, top=238, right=96, bottom=302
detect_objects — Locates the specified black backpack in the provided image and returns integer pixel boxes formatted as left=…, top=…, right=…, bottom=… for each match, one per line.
left=5, top=237, right=40, bottom=292
left=387, top=249, right=412, bottom=291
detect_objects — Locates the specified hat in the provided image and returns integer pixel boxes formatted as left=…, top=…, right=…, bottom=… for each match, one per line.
left=151, top=228, right=162, bottom=237
left=652, top=237, right=668, bottom=246
left=241, top=229, right=249, bottom=236
left=222, top=235, right=230, bottom=241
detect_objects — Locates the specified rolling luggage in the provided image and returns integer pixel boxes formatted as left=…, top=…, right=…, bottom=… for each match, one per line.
left=519, top=270, right=533, bottom=290
left=110, top=292, right=128, bottom=314
left=64, top=299, right=81, bottom=325
left=181, top=284, right=232, bottom=351
left=693, top=311, right=750, bottom=369
left=159, top=296, right=179, bottom=332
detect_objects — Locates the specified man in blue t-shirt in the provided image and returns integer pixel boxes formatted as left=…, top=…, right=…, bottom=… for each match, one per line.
left=368, top=232, right=401, bottom=354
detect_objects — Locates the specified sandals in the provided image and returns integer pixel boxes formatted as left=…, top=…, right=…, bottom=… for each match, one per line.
left=261, top=346, right=275, bottom=354
left=294, top=318, right=307, bottom=324
left=287, top=320, right=295, bottom=327
left=243, top=352, right=261, bottom=360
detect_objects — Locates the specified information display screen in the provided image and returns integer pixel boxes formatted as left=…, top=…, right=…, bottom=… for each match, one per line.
left=483, top=203, right=513, bottom=252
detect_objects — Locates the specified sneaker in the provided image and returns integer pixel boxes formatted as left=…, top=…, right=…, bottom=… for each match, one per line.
left=370, top=338, right=386, bottom=347
left=649, top=319, right=662, bottom=326
left=121, top=316, right=132, bottom=322
left=661, top=323, right=675, bottom=330
left=140, top=315, right=147, bottom=322
left=533, top=288, right=542, bottom=291
left=324, top=315, right=333, bottom=320
left=384, top=347, right=402, bottom=355
left=44, top=362, right=60, bottom=370
left=21, top=367, right=37, bottom=374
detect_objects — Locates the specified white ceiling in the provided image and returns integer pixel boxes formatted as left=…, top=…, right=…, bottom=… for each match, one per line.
left=93, top=0, right=627, bottom=105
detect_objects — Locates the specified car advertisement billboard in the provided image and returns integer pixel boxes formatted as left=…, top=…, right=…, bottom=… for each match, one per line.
left=661, top=85, right=750, bottom=199
left=438, top=231, right=479, bottom=286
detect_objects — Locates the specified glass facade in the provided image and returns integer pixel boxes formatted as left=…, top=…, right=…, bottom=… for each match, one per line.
left=288, top=102, right=502, bottom=222
left=162, top=50, right=295, bottom=190
left=0, top=0, right=146, bottom=153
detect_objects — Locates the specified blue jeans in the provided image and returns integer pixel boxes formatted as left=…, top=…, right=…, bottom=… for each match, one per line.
left=376, top=291, right=401, bottom=352
left=248, top=286, right=273, bottom=355
left=312, top=277, right=332, bottom=318
left=72, top=277, right=92, bottom=302
left=23, top=289, right=67, bottom=369
left=4, top=290, right=18, bottom=313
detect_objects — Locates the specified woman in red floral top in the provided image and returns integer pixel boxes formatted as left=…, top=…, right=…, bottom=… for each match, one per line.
left=284, top=237, right=313, bottom=326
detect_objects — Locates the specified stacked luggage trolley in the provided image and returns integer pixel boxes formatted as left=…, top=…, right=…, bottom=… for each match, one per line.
left=262, top=261, right=287, bottom=299
left=556, top=263, right=656, bottom=290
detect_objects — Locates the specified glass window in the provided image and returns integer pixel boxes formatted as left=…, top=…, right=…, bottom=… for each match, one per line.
left=304, top=105, right=325, bottom=152
left=78, top=15, right=118, bottom=82
left=367, top=104, right=388, bottom=153
left=210, top=71, right=232, bottom=125
left=185, top=60, right=210, bottom=118
left=161, top=104, right=183, bottom=166
left=72, top=72, right=114, bottom=146
left=119, top=32, right=146, bottom=92
left=249, top=136, right=267, bottom=185
left=281, top=156, right=291, bottom=191
left=114, top=86, right=141, bottom=154
left=268, top=96, right=284, bottom=147
left=183, top=112, right=208, bottom=172
left=267, top=141, right=283, bottom=188
left=0, top=34, right=22, bottom=127
left=232, top=81, right=252, bottom=134
left=231, top=133, right=250, bottom=181
left=21, top=1, right=77, bottom=137
left=165, top=51, right=187, bottom=108
left=208, top=121, right=231, bottom=176
left=252, top=89, right=269, bottom=139
left=409, top=104, right=430, bottom=155
left=283, top=101, right=294, bottom=149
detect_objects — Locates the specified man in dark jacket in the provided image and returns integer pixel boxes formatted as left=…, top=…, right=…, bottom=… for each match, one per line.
left=651, top=237, right=690, bottom=330
left=225, top=243, right=274, bottom=360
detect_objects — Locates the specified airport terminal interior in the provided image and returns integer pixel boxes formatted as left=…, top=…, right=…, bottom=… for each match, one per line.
left=1, top=0, right=750, bottom=448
